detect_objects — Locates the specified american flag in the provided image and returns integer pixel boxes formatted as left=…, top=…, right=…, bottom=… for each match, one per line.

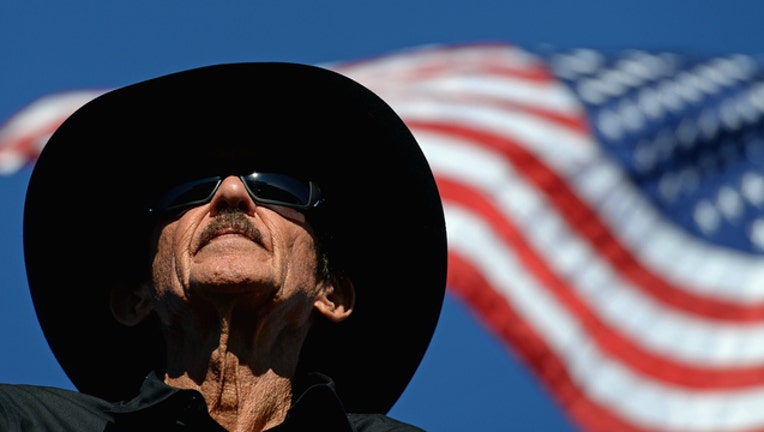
left=4, top=42, right=764, bottom=432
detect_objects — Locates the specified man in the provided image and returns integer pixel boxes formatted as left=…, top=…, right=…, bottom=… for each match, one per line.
left=8, top=62, right=447, bottom=431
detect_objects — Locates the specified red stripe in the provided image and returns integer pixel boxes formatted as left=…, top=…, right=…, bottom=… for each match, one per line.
left=448, top=252, right=654, bottom=432
left=0, top=120, right=61, bottom=157
left=0, top=92, right=105, bottom=168
left=450, top=251, right=764, bottom=432
left=386, top=90, right=591, bottom=136
left=439, top=176, right=764, bottom=388
left=413, top=119, right=764, bottom=322
left=339, top=43, right=582, bottom=134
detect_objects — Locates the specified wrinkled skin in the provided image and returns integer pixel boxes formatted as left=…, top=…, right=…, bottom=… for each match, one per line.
left=111, top=176, right=353, bottom=432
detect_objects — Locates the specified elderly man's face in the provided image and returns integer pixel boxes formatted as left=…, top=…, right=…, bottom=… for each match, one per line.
left=150, top=175, right=327, bottom=328
left=109, top=173, right=353, bottom=349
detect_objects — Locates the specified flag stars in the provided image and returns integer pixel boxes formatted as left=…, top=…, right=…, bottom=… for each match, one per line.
left=577, top=78, right=612, bottom=105
left=562, top=50, right=679, bottom=106
left=749, top=218, right=764, bottom=250
left=549, top=48, right=604, bottom=80
left=657, top=165, right=701, bottom=204
left=718, top=54, right=758, bottom=81
left=619, top=98, right=647, bottom=132
left=738, top=92, right=762, bottom=124
left=595, top=98, right=651, bottom=141
left=693, top=200, right=721, bottom=234
left=704, top=56, right=754, bottom=88
left=673, top=71, right=705, bottom=103
left=693, top=179, right=755, bottom=239
left=578, top=53, right=763, bottom=149
left=658, top=79, right=688, bottom=112
left=741, top=171, right=764, bottom=207
left=748, top=83, right=764, bottom=112
left=547, top=48, right=764, bottom=252
left=637, top=86, right=665, bottom=119
left=603, top=63, right=644, bottom=88
left=623, top=51, right=678, bottom=81
left=694, top=64, right=726, bottom=94
left=596, top=108, right=624, bottom=141
left=728, top=97, right=759, bottom=130
left=616, top=55, right=661, bottom=82
left=716, top=185, right=745, bottom=221
left=592, top=81, right=694, bottom=142
left=720, top=98, right=746, bottom=131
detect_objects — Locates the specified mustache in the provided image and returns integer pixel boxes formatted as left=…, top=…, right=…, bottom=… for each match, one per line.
left=199, top=209, right=263, bottom=247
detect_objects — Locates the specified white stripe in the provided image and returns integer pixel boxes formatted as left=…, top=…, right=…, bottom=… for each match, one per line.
left=362, top=74, right=581, bottom=115
left=343, top=50, right=764, bottom=302
left=423, top=133, right=764, bottom=367
left=0, top=151, right=28, bottom=176
left=572, top=161, right=764, bottom=302
left=336, top=43, right=764, bottom=431
left=393, top=99, right=596, bottom=162
left=447, top=203, right=764, bottom=431
left=0, top=91, right=102, bottom=145
left=338, top=44, right=579, bottom=114
left=391, top=96, right=764, bottom=302
left=0, top=90, right=103, bottom=175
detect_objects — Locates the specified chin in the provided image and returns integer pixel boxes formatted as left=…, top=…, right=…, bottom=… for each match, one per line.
left=189, top=270, right=275, bottom=294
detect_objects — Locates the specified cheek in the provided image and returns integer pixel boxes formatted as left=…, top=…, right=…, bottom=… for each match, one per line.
left=281, top=234, right=322, bottom=294
left=151, top=235, right=174, bottom=293
left=271, top=236, right=325, bottom=327
left=151, top=223, right=193, bottom=296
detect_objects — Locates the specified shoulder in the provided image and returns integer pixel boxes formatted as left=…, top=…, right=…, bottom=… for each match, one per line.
left=0, top=384, right=113, bottom=431
left=347, top=413, right=426, bottom=432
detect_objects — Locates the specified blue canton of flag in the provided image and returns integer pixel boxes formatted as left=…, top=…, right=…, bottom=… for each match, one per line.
left=548, top=49, right=764, bottom=253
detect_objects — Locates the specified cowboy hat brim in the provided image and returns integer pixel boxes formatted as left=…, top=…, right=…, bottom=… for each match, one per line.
left=23, top=62, right=447, bottom=414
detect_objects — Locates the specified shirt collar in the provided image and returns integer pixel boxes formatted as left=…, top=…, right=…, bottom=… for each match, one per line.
left=108, top=370, right=183, bottom=413
left=108, top=371, right=353, bottom=431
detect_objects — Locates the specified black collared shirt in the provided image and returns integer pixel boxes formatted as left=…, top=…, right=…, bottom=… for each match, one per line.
left=0, top=373, right=424, bottom=431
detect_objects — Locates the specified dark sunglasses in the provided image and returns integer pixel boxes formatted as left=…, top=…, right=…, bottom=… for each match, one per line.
left=149, top=172, right=323, bottom=216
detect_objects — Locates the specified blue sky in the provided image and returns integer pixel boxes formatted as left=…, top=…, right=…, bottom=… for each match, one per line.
left=2, top=1, right=763, bottom=430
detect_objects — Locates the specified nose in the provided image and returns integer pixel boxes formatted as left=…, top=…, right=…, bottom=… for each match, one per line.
left=208, top=176, right=257, bottom=215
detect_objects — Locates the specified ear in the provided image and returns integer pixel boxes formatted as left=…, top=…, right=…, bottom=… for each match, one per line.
left=314, top=274, right=355, bottom=323
left=109, top=282, right=155, bottom=327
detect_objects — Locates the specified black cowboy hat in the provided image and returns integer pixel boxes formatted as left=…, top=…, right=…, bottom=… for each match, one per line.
left=22, top=62, right=447, bottom=414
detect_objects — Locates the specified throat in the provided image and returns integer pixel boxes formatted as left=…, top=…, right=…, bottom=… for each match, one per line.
left=162, top=300, right=300, bottom=431
left=201, top=347, right=293, bottom=432
left=194, top=313, right=293, bottom=432
left=204, top=345, right=241, bottom=414
left=203, top=311, right=244, bottom=415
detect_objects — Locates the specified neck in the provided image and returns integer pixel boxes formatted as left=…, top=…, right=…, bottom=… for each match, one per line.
left=161, top=298, right=309, bottom=432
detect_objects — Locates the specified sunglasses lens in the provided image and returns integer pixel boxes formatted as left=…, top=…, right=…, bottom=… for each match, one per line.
left=154, top=177, right=221, bottom=214
left=242, top=173, right=312, bottom=207
left=151, top=173, right=318, bottom=216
